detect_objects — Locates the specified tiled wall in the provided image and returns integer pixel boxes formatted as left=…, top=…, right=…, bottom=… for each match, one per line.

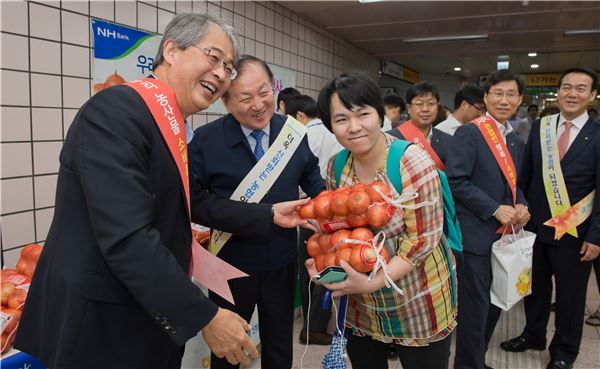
left=0, top=0, right=380, bottom=267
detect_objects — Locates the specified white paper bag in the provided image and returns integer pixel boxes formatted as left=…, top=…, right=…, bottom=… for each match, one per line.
left=490, top=227, right=536, bottom=311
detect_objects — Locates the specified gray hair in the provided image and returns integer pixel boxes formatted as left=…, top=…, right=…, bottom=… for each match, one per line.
left=153, top=13, right=240, bottom=70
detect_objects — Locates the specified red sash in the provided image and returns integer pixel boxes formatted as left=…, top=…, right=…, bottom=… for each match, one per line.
left=126, top=78, right=190, bottom=214
left=397, top=121, right=445, bottom=170
left=472, top=115, right=517, bottom=205
left=125, top=78, right=247, bottom=305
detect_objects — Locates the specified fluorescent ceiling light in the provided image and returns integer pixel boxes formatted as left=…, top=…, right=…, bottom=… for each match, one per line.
left=403, top=34, right=488, bottom=43
left=358, top=0, right=383, bottom=3
left=454, top=67, right=462, bottom=71
left=528, top=52, right=537, bottom=57
left=564, top=29, right=600, bottom=36
left=530, top=64, right=539, bottom=69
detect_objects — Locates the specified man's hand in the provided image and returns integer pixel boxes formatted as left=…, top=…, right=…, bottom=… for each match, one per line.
left=515, top=204, right=531, bottom=226
left=202, top=308, right=258, bottom=366
left=494, top=205, right=518, bottom=225
left=273, top=198, right=319, bottom=231
left=580, top=241, right=600, bottom=261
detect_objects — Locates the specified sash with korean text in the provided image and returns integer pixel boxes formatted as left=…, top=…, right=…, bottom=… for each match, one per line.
left=473, top=115, right=518, bottom=233
left=397, top=121, right=445, bottom=170
left=539, top=114, right=595, bottom=240
left=208, top=116, right=307, bottom=255
left=126, top=78, right=247, bottom=304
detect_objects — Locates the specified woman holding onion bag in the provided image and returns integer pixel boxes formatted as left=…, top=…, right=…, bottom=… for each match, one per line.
left=305, top=72, right=457, bottom=369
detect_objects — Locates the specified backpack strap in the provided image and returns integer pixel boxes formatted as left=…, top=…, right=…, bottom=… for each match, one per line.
left=386, top=140, right=412, bottom=192
left=333, top=148, right=350, bottom=187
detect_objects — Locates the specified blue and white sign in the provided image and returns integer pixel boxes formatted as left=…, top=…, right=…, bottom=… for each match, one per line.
left=91, top=19, right=160, bottom=93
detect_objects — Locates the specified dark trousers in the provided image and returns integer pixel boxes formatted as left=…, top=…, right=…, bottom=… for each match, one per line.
left=209, top=261, right=298, bottom=369
left=298, top=227, right=332, bottom=332
left=522, top=239, right=592, bottom=363
left=346, top=333, right=452, bottom=369
left=594, top=256, right=600, bottom=294
left=454, top=251, right=502, bottom=369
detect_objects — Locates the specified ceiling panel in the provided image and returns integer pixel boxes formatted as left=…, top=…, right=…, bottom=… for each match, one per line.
left=280, top=1, right=600, bottom=77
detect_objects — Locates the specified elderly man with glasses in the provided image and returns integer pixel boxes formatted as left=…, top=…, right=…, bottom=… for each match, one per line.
left=188, top=55, right=324, bottom=369
left=14, top=14, right=312, bottom=369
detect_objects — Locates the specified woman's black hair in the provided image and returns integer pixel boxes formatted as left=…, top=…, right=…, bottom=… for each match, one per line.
left=317, top=72, right=385, bottom=132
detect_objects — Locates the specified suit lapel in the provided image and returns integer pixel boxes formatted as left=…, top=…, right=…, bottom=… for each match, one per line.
left=223, top=114, right=255, bottom=160
left=560, top=118, right=598, bottom=167
left=269, top=114, right=285, bottom=146
left=506, top=132, right=520, bottom=161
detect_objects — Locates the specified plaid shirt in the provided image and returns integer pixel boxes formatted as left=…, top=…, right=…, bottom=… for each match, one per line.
left=326, top=133, right=457, bottom=346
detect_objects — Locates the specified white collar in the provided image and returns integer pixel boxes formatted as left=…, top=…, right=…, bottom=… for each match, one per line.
left=558, top=111, right=589, bottom=130
left=307, top=118, right=323, bottom=128
left=241, top=123, right=270, bottom=138
left=486, top=112, right=513, bottom=136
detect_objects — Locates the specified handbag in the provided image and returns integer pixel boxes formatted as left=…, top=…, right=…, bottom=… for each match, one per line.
left=490, top=226, right=536, bottom=311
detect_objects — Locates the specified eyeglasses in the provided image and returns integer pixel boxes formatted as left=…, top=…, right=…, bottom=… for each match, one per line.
left=468, top=102, right=486, bottom=113
left=410, top=100, right=438, bottom=110
left=488, top=89, right=520, bottom=101
left=191, top=45, right=237, bottom=80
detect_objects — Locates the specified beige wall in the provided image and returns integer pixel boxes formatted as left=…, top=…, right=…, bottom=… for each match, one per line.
left=0, top=0, right=379, bottom=267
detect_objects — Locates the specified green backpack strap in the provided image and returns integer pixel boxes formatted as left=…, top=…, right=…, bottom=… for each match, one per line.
left=333, top=148, right=350, bottom=187
left=386, top=140, right=412, bottom=192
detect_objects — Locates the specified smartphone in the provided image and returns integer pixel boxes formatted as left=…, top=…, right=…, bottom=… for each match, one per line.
left=316, top=266, right=347, bottom=283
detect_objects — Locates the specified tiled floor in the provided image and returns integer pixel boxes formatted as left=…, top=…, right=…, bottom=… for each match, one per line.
left=245, top=272, right=600, bottom=369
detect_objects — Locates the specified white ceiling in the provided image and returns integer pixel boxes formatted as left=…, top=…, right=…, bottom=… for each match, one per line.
left=280, top=1, right=600, bottom=78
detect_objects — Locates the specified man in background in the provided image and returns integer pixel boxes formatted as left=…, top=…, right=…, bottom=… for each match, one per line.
left=382, top=93, right=406, bottom=130
left=515, top=104, right=539, bottom=142
left=276, top=87, right=301, bottom=114
left=388, top=81, right=453, bottom=166
left=436, top=84, right=485, bottom=136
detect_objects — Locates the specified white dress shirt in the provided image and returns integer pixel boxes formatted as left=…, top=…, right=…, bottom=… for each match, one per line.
left=382, top=116, right=392, bottom=132
left=436, top=114, right=462, bottom=136
left=306, top=119, right=343, bottom=179
left=487, top=112, right=513, bottom=143
left=557, top=111, right=589, bottom=151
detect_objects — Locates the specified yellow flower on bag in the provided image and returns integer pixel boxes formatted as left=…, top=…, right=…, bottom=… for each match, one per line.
left=516, top=268, right=532, bottom=296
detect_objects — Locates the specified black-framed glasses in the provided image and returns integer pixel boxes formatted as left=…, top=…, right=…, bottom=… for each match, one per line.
left=469, top=102, right=486, bottom=114
left=191, top=45, right=237, bottom=80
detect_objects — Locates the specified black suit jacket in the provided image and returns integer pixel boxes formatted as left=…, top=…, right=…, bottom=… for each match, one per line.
left=15, top=85, right=273, bottom=368
left=189, top=113, right=324, bottom=272
left=387, top=126, right=453, bottom=164
left=446, top=123, right=527, bottom=256
left=521, top=115, right=600, bottom=247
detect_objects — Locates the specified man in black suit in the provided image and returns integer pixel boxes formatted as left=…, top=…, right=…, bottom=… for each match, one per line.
left=500, top=67, right=600, bottom=369
left=189, top=56, right=324, bottom=369
left=447, top=69, right=530, bottom=369
left=387, top=81, right=453, bottom=166
left=14, top=13, right=311, bottom=369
